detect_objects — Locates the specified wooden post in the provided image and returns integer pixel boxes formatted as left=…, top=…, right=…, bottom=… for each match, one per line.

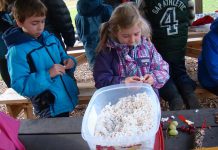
left=195, top=0, right=203, bottom=13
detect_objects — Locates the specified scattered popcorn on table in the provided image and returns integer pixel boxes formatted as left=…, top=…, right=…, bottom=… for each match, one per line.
left=94, top=92, right=154, bottom=138
left=186, top=120, right=194, bottom=125
left=170, top=116, right=175, bottom=119
left=161, top=117, right=169, bottom=122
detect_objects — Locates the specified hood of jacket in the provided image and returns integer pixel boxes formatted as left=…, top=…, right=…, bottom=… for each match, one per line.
left=2, top=27, right=35, bottom=48
left=210, top=18, right=218, bottom=33
left=2, top=27, right=51, bottom=48
left=77, top=0, right=103, bottom=16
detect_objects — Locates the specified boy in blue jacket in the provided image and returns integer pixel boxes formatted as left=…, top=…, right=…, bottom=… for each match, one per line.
left=3, top=0, right=78, bottom=118
left=198, top=18, right=218, bottom=96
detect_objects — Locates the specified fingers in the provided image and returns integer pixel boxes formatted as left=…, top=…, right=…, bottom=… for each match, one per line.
left=132, top=76, right=141, bottom=81
left=124, top=75, right=154, bottom=85
left=49, top=64, right=66, bottom=78
left=63, top=59, right=74, bottom=69
left=125, top=76, right=142, bottom=83
left=143, top=74, right=154, bottom=85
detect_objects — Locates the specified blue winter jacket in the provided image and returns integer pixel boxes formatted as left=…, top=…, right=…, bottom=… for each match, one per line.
left=75, top=0, right=112, bottom=43
left=2, top=27, right=78, bottom=117
left=198, top=18, right=218, bottom=88
left=75, top=0, right=112, bottom=67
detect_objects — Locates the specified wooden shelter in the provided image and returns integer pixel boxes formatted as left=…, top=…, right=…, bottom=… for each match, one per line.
left=195, top=0, right=203, bottom=13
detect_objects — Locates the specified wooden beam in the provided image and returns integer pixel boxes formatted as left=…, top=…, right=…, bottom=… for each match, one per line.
left=186, top=37, right=203, bottom=58
left=195, top=0, right=203, bottom=13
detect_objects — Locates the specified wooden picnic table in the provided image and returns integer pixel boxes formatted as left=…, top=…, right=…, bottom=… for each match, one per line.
left=0, top=83, right=95, bottom=119
left=18, top=108, right=218, bottom=150
left=0, top=30, right=210, bottom=119
left=186, top=28, right=207, bottom=58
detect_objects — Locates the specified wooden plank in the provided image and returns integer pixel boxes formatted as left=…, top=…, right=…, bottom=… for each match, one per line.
left=186, top=47, right=201, bottom=58
left=195, top=86, right=217, bottom=99
left=0, top=85, right=95, bottom=118
left=24, top=103, right=35, bottom=119
left=66, top=40, right=84, bottom=57
left=186, top=37, right=203, bottom=58
left=195, top=0, right=203, bottom=14
left=19, top=134, right=89, bottom=150
left=18, top=109, right=218, bottom=150
left=19, top=117, right=83, bottom=134
left=67, top=49, right=85, bottom=57
left=19, top=117, right=88, bottom=149
left=6, top=104, right=24, bottom=118
left=188, top=31, right=207, bottom=38
left=0, top=88, right=30, bottom=104
left=0, top=85, right=95, bottom=105
left=71, top=45, right=84, bottom=51
left=187, top=37, right=203, bottom=45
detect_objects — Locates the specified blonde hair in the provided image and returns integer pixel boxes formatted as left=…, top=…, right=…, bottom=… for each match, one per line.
left=0, top=0, right=6, bottom=11
left=0, top=0, right=15, bottom=11
left=12, top=0, right=47, bottom=23
left=96, top=2, right=151, bottom=52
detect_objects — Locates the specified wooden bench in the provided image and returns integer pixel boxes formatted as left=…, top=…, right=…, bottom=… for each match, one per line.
left=186, top=30, right=218, bottom=98
left=0, top=82, right=95, bottom=119
left=18, top=108, right=218, bottom=150
left=186, top=30, right=207, bottom=58
left=186, top=37, right=203, bottom=58
left=195, top=86, right=217, bottom=99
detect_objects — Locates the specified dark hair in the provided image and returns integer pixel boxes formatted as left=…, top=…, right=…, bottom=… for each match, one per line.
left=12, top=0, right=47, bottom=23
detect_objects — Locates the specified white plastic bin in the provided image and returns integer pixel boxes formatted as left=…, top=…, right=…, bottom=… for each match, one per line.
left=82, top=83, right=161, bottom=150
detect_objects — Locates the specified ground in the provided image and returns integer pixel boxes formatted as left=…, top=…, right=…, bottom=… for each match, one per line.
left=0, top=57, right=218, bottom=118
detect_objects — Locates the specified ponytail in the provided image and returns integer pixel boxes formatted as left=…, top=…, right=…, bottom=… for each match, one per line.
left=96, top=21, right=110, bottom=53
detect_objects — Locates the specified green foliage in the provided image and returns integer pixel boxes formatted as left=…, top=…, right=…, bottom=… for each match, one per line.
left=64, top=0, right=78, bottom=28
left=69, top=9, right=77, bottom=27
left=203, top=0, right=218, bottom=13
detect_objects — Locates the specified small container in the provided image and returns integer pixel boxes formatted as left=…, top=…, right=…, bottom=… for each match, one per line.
left=82, top=83, right=161, bottom=150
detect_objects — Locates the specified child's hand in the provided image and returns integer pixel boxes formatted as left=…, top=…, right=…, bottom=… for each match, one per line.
left=63, top=58, right=74, bottom=69
left=49, top=64, right=66, bottom=78
left=125, top=76, right=142, bottom=83
left=142, top=74, right=154, bottom=85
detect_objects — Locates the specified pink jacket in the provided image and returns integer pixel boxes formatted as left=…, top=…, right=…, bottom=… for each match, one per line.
left=0, top=112, right=25, bottom=150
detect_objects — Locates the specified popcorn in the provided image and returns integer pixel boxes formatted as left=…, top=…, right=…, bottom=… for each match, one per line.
left=94, top=92, right=154, bottom=138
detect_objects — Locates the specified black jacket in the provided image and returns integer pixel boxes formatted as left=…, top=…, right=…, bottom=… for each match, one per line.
left=41, top=0, right=75, bottom=48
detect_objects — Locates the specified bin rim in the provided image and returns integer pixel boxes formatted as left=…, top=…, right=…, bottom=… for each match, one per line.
left=81, top=83, right=161, bottom=146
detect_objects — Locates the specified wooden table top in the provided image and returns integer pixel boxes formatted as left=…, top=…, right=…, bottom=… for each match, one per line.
left=19, top=108, right=218, bottom=150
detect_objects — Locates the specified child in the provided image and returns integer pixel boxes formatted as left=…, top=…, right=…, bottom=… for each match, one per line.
left=75, top=0, right=113, bottom=70
left=0, top=0, right=15, bottom=87
left=41, top=0, right=76, bottom=51
left=2, top=0, right=78, bottom=118
left=138, top=0, right=201, bottom=110
left=103, top=0, right=137, bottom=8
left=198, top=18, right=218, bottom=96
left=93, top=2, right=169, bottom=93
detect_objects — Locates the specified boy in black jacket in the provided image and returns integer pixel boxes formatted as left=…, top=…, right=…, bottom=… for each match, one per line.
left=138, top=0, right=201, bottom=110
left=41, top=0, right=76, bottom=51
